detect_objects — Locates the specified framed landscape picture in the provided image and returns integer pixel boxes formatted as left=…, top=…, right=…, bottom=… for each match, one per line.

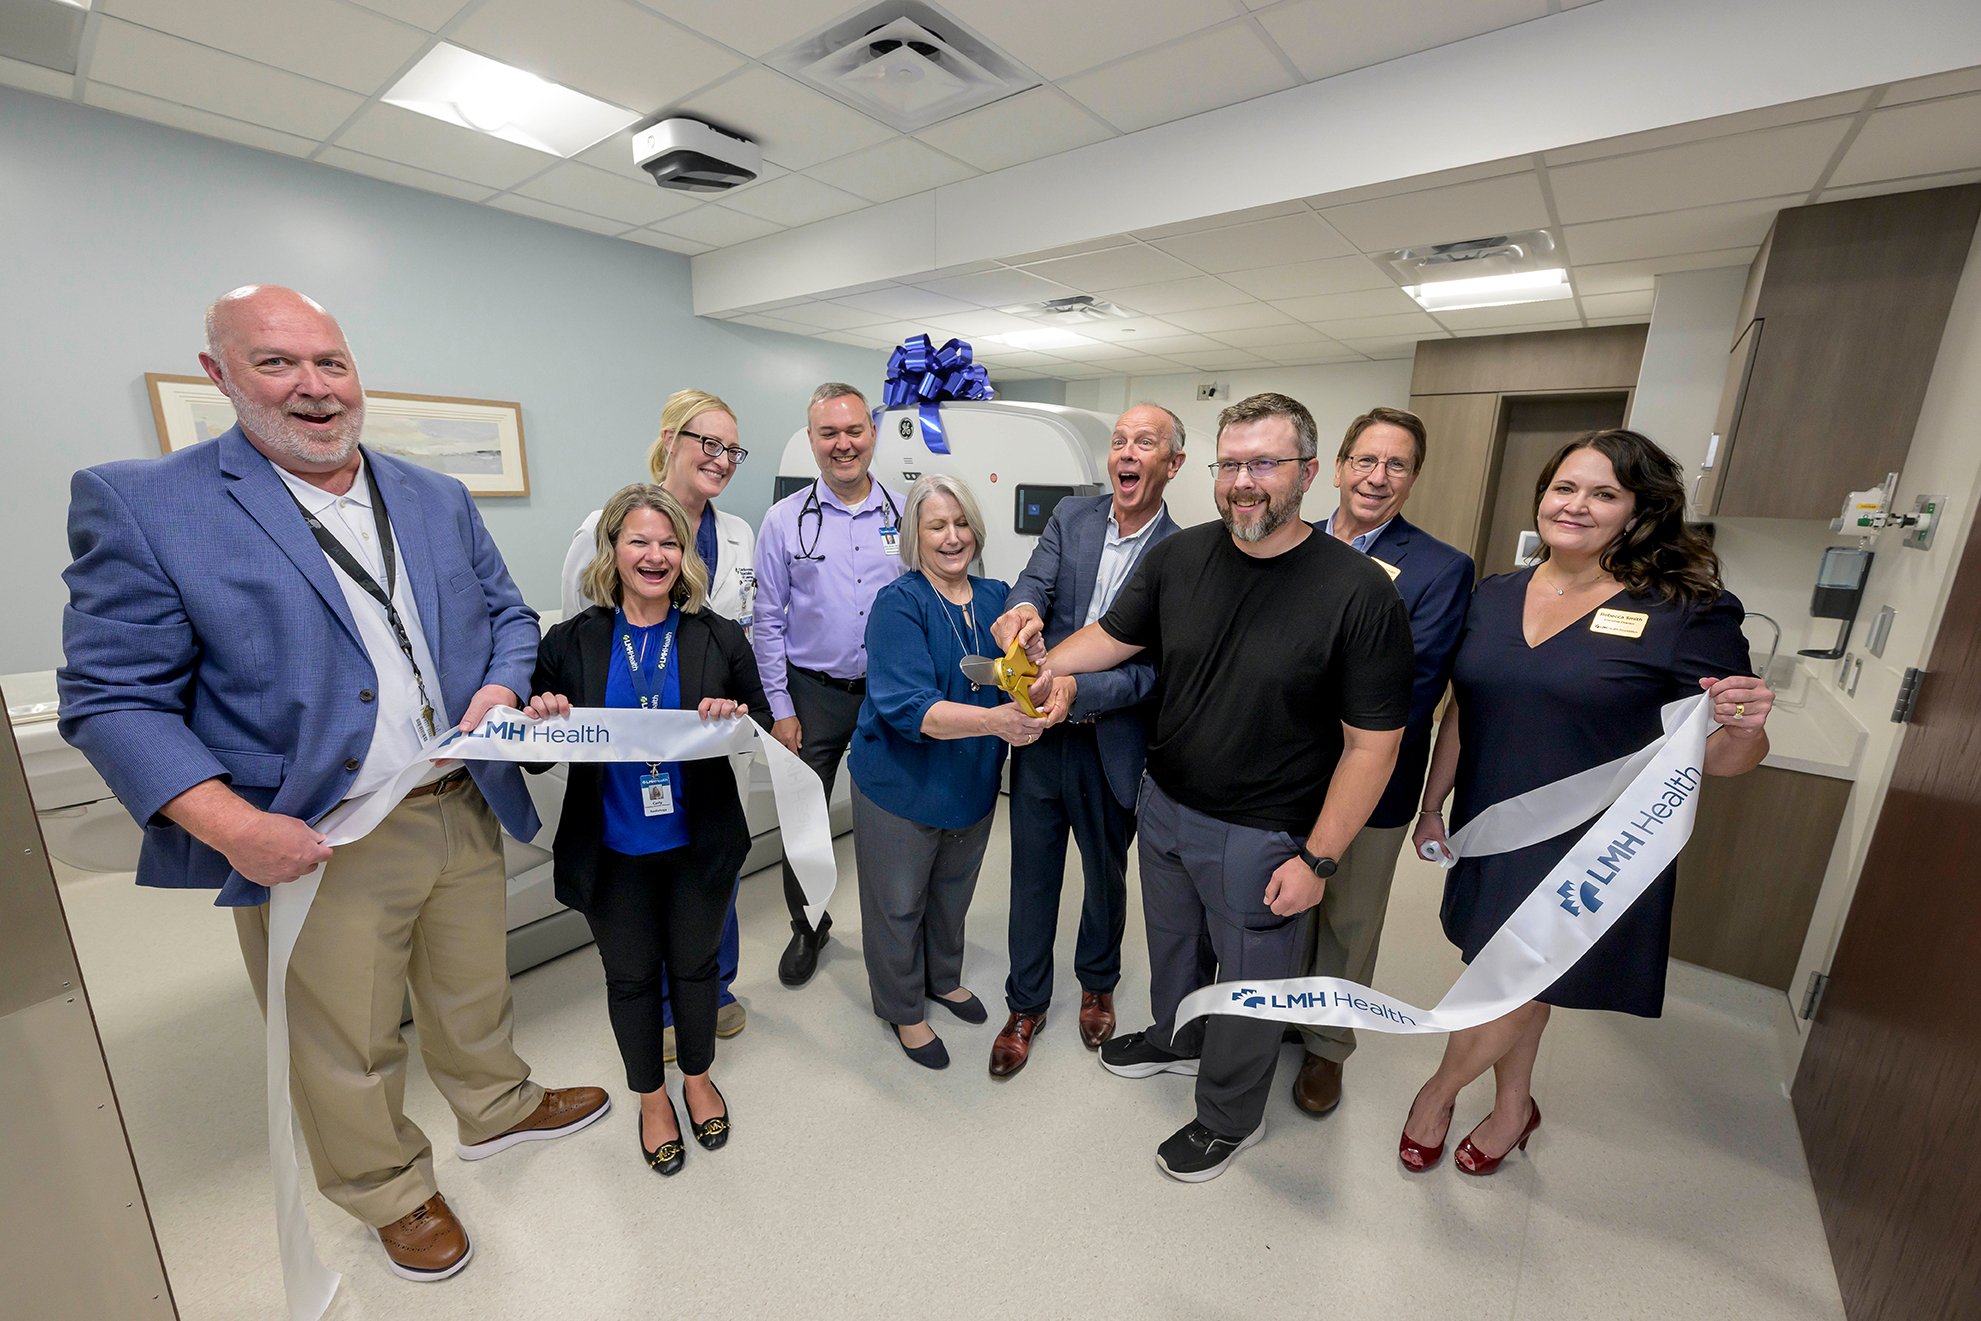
left=144, top=373, right=531, bottom=497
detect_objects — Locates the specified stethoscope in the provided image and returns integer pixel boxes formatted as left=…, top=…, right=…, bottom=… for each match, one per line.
left=792, top=478, right=902, bottom=562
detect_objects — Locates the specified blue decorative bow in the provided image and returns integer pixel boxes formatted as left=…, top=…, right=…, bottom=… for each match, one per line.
left=879, top=334, right=994, bottom=455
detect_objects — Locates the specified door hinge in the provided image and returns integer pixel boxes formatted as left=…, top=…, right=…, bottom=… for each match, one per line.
left=1800, top=971, right=1831, bottom=1021
left=1891, top=667, right=1926, bottom=724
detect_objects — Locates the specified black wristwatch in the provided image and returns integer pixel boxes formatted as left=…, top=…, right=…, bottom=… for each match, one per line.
left=1296, top=845, right=1338, bottom=879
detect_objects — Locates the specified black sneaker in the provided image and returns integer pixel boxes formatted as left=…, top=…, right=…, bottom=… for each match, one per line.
left=778, top=914, right=831, bottom=987
left=1099, top=1028, right=1201, bottom=1078
left=1156, top=1119, right=1264, bottom=1183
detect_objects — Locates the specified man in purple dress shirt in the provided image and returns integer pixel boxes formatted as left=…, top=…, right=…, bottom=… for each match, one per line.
left=752, top=382, right=906, bottom=986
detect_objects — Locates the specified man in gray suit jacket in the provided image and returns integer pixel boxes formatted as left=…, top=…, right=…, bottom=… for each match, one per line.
left=986, top=404, right=1186, bottom=1077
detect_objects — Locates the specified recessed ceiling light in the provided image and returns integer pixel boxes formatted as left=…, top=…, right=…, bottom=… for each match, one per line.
left=992, top=328, right=1094, bottom=350
left=1385, top=230, right=1572, bottom=312
left=383, top=44, right=638, bottom=157
left=1405, top=268, right=1571, bottom=312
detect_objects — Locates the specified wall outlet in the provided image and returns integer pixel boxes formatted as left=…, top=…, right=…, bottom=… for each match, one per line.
left=1196, top=380, right=1227, bottom=401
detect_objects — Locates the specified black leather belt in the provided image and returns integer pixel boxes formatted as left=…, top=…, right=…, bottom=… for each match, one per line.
left=403, top=767, right=470, bottom=799
left=793, top=666, right=866, bottom=695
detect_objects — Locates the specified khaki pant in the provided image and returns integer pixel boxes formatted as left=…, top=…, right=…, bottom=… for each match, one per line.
left=1300, top=822, right=1412, bottom=1063
left=234, top=784, right=542, bottom=1228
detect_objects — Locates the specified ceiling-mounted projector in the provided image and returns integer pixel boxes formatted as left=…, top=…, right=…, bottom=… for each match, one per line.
left=634, top=118, right=760, bottom=193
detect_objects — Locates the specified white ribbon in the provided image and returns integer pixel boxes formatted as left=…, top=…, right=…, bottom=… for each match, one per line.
left=267, top=707, right=833, bottom=1320
left=1175, top=694, right=1714, bottom=1038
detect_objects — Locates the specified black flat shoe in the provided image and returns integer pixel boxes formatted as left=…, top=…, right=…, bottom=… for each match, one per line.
left=928, top=989, right=988, bottom=1025
left=690, top=1083, right=731, bottom=1151
left=640, top=1095, right=686, bottom=1176
left=888, top=1021, right=950, bottom=1070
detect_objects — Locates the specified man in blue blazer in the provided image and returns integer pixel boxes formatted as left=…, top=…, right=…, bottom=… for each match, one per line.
left=986, top=404, right=1187, bottom=1077
left=59, top=286, right=605, bottom=1283
left=1293, top=406, right=1473, bottom=1117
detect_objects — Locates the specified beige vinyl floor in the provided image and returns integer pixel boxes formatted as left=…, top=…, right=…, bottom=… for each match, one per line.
left=57, top=798, right=1847, bottom=1321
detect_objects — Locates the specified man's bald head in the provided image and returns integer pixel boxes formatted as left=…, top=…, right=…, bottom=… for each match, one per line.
left=198, top=285, right=365, bottom=474
left=203, top=285, right=338, bottom=359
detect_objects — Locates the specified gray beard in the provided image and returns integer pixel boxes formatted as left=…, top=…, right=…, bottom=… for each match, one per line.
left=1219, top=486, right=1300, bottom=544
left=231, top=391, right=363, bottom=469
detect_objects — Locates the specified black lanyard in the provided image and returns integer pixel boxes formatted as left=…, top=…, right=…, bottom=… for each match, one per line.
left=288, top=462, right=439, bottom=734
left=795, top=480, right=900, bottom=561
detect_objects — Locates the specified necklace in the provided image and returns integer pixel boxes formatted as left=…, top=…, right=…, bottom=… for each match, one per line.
left=1540, top=561, right=1609, bottom=596
left=934, top=584, right=982, bottom=688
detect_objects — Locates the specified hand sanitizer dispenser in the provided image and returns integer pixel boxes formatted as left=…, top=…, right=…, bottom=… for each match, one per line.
left=1798, top=546, right=1874, bottom=659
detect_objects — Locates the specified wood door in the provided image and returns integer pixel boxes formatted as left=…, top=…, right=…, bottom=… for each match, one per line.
left=1404, top=391, right=1501, bottom=558
left=1477, top=392, right=1628, bottom=576
left=1792, top=508, right=1981, bottom=1320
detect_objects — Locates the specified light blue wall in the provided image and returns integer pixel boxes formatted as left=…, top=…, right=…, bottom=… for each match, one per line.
left=0, top=87, right=889, bottom=673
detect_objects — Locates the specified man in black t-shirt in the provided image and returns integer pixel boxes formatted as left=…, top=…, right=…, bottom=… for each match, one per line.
left=1032, top=391, right=1412, bottom=1182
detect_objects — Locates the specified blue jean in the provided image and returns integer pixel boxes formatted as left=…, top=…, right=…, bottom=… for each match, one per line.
left=662, top=877, right=740, bottom=1026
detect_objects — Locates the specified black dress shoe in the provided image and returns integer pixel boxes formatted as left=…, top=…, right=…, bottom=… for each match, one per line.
left=888, top=1021, right=949, bottom=1070
left=928, top=988, right=987, bottom=1024
left=641, top=1095, right=686, bottom=1176
left=690, top=1083, right=730, bottom=1151
left=777, top=914, right=831, bottom=987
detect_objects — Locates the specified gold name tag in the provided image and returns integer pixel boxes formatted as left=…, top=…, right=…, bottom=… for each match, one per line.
left=1590, top=608, right=1649, bottom=639
left=1371, top=557, right=1402, bottom=581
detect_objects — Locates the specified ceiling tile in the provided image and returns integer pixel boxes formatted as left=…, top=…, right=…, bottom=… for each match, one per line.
left=1432, top=299, right=1584, bottom=330
left=1221, top=255, right=1397, bottom=299
left=1150, top=212, right=1358, bottom=273
left=1052, top=340, right=1152, bottom=362
left=1451, top=319, right=1583, bottom=337
left=1819, top=169, right=1981, bottom=203
left=962, top=0, right=1236, bottom=81
left=1208, top=324, right=1337, bottom=348
left=760, top=301, right=895, bottom=330
left=631, top=0, right=861, bottom=59
left=815, top=328, right=896, bottom=348
left=315, top=145, right=498, bottom=201
left=1317, top=311, right=1444, bottom=338
left=1878, top=65, right=1981, bottom=107
left=833, top=286, right=980, bottom=319
left=923, top=309, right=1045, bottom=337
left=1570, top=248, right=1757, bottom=295
left=488, top=193, right=630, bottom=236
left=333, top=102, right=554, bottom=188
left=1548, top=120, right=1851, bottom=224
left=1270, top=288, right=1421, bottom=321
left=1122, top=333, right=1233, bottom=355
left=1021, top=244, right=1201, bottom=290
left=1829, top=94, right=1981, bottom=187
left=1542, top=91, right=1872, bottom=166
left=650, top=203, right=784, bottom=245
left=1302, top=156, right=1530, bottom=210
left=806, top=137, right=977, bottom=202
left=0, top=53, right=72, bottom=97
left=914, top=267, right=1083, bottom=308
left=514, top=160, right=699, bottom=224
left=1164, top=349, right=1275, bottom=370
left=979, top=350, right=1065, bottom=368
left=1162, top=303, right=1297, bottom=333
left=1052, top=364, right=1122, bottom=379
left=1076, top=317, right=1192, bottom=341
left=1318, top=172, right=1551, bottom=252
left=1255, top=343, right=1367, bottom=365
left=1060, top=22, right=1297, bottom=134
left=676, top=65, right=896, bottom=170
left=1259, top=0, right=1545, bottom=80
left=915, top=86, right=1115, bottom=173
left=83, top=83, right=317, bottom=158
left=99, top=0, right=428, bottom=95
left=1562, top=196, right=1794, bottom=265
left=719, top=173, right=866, bottom=225
left=1003, top=236, right=1135, bottom=264
left=1091, top=275, right=1253, bottom=313
left=88, top=18, right=365, bottom=139
left=344, top=0, right=468, bottom=30
left=1335, top=335, right=1433, bottom=360
left=1576, top=290, right=1656, bottom=319
left=1130, top=201, right=1310, bottom=242
left=452, top=0, right=743, bottom=114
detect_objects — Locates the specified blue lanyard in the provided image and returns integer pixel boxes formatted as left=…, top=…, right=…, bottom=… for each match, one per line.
left=615, top=611, right=678, bottom=710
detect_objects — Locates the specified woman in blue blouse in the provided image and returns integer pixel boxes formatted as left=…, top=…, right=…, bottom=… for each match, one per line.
left=527, top=484, right=769, bottom=1175
left=849, top=474, right=1050, bottom=1069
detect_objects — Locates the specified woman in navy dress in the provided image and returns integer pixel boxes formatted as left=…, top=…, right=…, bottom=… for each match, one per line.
left=1402, top=430, right=1776, bottom=1176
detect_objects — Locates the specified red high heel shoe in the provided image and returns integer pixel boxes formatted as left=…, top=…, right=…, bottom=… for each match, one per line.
left=1398, top=1100, right=1452, bottom=1172
left=1454, top=1099, right=1541, bottom=1176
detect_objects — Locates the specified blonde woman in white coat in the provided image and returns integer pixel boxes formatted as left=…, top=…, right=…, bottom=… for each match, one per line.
left=559, top=388, right=758, bottom=1049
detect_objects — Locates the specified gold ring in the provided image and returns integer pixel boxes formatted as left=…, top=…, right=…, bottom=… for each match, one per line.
left=1734, top=703, right=1746, bottom=719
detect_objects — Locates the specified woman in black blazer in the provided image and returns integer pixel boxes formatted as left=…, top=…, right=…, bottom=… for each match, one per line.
left=526, top=483, right=769, bottom=1176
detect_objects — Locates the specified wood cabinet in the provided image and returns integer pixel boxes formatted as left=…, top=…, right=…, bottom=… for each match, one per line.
left=1671, top=764, right=1850, bottom=991
left=1698, top=184, right=1981, bottom=520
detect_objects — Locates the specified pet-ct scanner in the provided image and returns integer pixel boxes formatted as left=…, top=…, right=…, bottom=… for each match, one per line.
left=11, top=399, right=1115, bottom=972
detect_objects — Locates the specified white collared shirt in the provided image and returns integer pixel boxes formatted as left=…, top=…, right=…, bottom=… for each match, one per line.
left=1084, top=503, right=1166, bottom=627
left=273, top=456, right=446, bottom=797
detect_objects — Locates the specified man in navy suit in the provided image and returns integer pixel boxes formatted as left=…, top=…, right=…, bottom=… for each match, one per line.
left=986, top=404, right=1187, bottom=1077
left=59, top=286, right=606, bottom=1283
left=1292, top=405, right=1473, bottom=1116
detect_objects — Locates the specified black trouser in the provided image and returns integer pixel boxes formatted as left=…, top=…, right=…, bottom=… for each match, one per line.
left=1004, top=722, right=1134, bottom=1014
left=588, top=841, right=744, bottom=1093
left=782, top=664, right=864, bottom=932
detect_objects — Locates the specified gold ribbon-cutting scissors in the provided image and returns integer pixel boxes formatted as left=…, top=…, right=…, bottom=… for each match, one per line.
left=959, top=639, right=1043, bottom=717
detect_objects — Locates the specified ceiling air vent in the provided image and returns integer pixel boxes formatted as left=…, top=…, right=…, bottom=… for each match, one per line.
left=768, top=3, right=1038, bottom=133
left=996, top=295, right=1130, bottom=323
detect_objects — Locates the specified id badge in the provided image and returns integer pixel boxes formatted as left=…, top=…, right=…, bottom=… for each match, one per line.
left=640, top=771, right=675, bottom=816
left=880, top=524, right=901, bottom=556
left=413, top=709, right=438, bottom=741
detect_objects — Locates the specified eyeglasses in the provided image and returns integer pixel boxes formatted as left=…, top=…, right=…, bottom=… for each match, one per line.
left=679, top=428, right=748, bottom=465
left=1209, top=457, right=1303, bottom=481
left=1343, top=454, right=1415, bottom=477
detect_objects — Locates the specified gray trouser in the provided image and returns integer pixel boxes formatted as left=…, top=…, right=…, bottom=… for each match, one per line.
left=851, top=780, right=994, bottom=1025
left=1299, top=822, right=1411, bottom=1062
left=1139, top=775, right=1306, bottom=1138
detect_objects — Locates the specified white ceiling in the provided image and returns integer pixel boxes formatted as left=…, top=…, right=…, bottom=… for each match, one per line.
left=4, top=1, right=1979, bottom=379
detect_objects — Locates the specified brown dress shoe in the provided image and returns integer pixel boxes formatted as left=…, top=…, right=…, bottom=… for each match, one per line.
left=989, top=1011, right=1047, bottom=1078
left=377, top=1193, right=472, bottom=1282
left=456, top=1085, right=612, bottom=1160
left=1292, top=1052, right=1343, bottom=1117
left=1078, top=991, right=1116, bottom=1049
